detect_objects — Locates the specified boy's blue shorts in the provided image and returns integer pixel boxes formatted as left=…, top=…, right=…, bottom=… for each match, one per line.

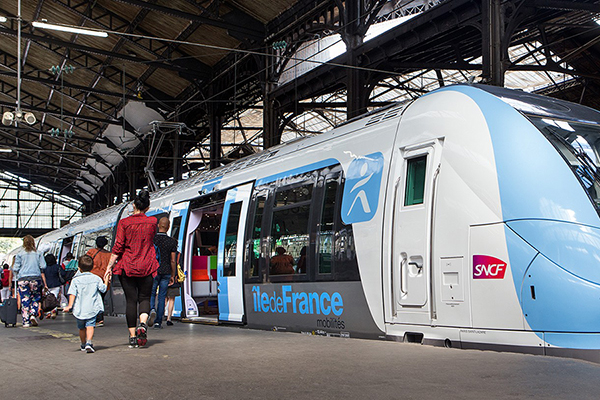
left=76, top=316, right=96, bottom=330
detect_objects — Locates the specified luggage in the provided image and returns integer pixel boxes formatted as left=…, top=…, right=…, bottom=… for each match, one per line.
left=41, top=291, right=59, bottom=312
left=0, top=298, right=18, bottom=327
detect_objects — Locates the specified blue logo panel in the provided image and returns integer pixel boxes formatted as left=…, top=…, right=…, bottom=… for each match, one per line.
left=341, top=152, right=384, bottom=224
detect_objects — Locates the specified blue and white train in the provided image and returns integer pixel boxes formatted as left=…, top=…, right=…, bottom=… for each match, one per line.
left=35, top=84, right=600, bottom=362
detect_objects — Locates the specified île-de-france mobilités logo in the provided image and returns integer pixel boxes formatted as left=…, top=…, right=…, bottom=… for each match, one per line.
left=341, top=152, right=384, bottom=224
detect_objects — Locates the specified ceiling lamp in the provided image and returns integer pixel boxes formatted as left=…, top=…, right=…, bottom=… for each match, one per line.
left=32, top=21, right=108, bottom=37
left=2, top=110, right=36, bottom=126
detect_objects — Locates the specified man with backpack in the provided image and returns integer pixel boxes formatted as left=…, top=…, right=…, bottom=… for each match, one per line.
left=149, top=217, right=178, bottom=329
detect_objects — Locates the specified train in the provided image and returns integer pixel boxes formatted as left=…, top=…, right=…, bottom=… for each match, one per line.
left=29, top=84, right=600, bottom=362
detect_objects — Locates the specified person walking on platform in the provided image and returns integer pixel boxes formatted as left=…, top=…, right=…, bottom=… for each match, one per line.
left=1, top=264, right=11, bottom=301
left=86, top=236, right=112, bottom=327
left=63, top=255, right=111, bottom=353
left=106, top=190, right=159, bottom=348
left=13, top=235, right=47, bottom=327
left=43, top=254, right=64, bottom=319
left=149, top=217, right=178, bottom=329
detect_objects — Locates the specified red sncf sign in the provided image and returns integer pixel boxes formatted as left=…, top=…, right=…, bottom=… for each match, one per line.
left=473, top=255, right=507, bottom=279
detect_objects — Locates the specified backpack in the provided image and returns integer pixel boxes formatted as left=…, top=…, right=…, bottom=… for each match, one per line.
left=154, top=244, right=161, bottom=262
left=59, top=259, right=78, bottom=284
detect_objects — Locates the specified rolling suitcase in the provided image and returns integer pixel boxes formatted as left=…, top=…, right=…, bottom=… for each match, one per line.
left=0, top=297, right=18, bottom=327
left=0, top=281, right=18, bottom=327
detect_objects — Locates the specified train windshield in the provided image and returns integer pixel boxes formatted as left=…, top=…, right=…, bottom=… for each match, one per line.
left=529, top=116, right=600, bottom=211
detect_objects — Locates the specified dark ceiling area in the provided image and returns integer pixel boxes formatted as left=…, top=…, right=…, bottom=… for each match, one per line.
left=1, top=0, right=600, bottom=215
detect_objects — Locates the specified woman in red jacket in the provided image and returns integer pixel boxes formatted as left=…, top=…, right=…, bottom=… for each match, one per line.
left=106, top=190, right=159, bottom=348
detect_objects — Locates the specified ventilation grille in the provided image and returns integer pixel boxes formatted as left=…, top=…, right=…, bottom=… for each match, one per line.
left=365, top=105, right=405, bottom=127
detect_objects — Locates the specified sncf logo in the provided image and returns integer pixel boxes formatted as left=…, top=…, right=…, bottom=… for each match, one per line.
left=473, top=255, right=507, bottom=279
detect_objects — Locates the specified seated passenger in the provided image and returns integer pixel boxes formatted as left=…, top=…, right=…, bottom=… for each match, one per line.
left=270, top=247, right=295, bottom=275
left=296, top=246, right=307, bottom=274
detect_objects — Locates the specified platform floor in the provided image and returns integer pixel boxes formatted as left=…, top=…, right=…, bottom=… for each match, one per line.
left=1, top=313, right=599, bottom=399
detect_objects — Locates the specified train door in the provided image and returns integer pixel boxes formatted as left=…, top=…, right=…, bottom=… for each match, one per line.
left=385, top=140, right=443, bottom=326
left=182, top=191, right=226, bottom=320
left=217, top=183, right=253, bottom=323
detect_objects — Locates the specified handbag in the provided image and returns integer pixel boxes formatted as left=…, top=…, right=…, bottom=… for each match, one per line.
left=41, top=290, right=59, bottom=312
left=177, top=264, right=185, bottom=283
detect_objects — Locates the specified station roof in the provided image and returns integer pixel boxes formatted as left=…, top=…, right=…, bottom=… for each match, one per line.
left=1, top=0, right=600, bottom=212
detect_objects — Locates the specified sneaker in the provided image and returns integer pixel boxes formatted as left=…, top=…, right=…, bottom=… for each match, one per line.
left=51, top=310, right=57, bottom=319
left=80, top=343, right=86, bottom=352
left=136, top=323, right=148, bottom=347
left=85, top=343, right=95, bottom=353
left=128, top=336, right=138, bottom=348
left=148, top=309, right=156, bottom=326
left=166, top=320, right=173, bottom=326
left=30, top=316, right=38, bottom=326
left=22, top=323, right=30, bottom=328
left=153, top=323, right=162, bottom=329
left=97, top=321, right=104, bottom=327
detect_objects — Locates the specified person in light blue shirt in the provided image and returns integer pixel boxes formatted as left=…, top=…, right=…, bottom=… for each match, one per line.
left=13, top=236, right=47, bottom=327
left=64, top=255, right=111, bottom=353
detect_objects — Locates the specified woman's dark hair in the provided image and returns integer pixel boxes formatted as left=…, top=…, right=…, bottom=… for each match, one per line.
left=44, top=254, right=57, bottom=267
left=65, top=252, right=74, bottom=261
left=133, top=189, right=150, bottom=211
left=95, top=236, right=108, bottom=249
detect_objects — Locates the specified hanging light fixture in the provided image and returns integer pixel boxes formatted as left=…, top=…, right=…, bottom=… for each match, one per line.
left=32, top=21, right=108, bottom=37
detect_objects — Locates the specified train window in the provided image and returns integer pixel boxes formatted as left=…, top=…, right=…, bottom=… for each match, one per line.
left=223, top=202, right=242, bottom=277
left=405, top=156, right=427, bottom=206
left=274, top=183, right=312, bottom=206
left=244, top=164, right=359, bottom=283
left=78, top=227, right=114, bottom=258
left=248, top=195, right=266, bottom=278
left=270, top=183, right=313, bottom=276
left=318, top=178, right=338, bottom=274
left=171, top=216, right=182, bottom=240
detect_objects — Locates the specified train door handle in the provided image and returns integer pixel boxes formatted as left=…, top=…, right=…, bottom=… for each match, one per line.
left=400, top=257, right=408, bottom=295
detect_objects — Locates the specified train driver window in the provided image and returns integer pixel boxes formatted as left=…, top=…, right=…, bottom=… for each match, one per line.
left=404, top=156, right=427, bottom=206
left=270, top=183, right=313, bottom=276
left=171, top=216, right=182, bottom=240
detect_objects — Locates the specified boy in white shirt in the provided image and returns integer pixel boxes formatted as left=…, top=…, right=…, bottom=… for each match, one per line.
left=63, top=255, right=111, bottom=353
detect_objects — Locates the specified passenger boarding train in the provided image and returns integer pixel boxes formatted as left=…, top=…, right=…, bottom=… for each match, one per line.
left=33, top=84, right=600, bottom=362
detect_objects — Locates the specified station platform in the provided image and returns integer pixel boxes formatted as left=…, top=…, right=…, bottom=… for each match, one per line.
left=1, top=313, right=598, bottom=399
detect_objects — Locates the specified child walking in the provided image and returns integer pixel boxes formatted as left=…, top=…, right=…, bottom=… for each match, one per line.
left=63, top=255, right=111, bottom=353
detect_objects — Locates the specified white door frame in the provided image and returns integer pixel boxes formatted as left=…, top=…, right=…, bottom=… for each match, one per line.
left=217, top=182, right=253, bottom=323
left=384, top=139, right=443, bottom=325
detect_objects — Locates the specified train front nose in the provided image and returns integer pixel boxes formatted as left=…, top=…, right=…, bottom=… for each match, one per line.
left=507, top=220, right=600, bottom=333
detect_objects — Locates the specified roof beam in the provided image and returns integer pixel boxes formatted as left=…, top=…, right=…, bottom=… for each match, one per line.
left=115, top=0, right=264, bottom=39
left=529, top=0, right=600, bottom=12
left=0, top=26, right=208, bottom=76
left=0, top=163, right=83, bottom=203
left=0, top=71, right=137, bottom=101
left=50, top=0, right=213, bottom=75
